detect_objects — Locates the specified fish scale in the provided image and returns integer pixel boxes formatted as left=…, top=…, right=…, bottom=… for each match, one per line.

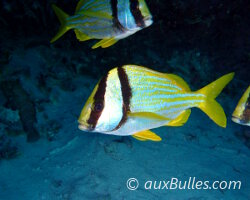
left=78, top=65, right=234, bottom=141
left=51, top=0, right=153, bottom=48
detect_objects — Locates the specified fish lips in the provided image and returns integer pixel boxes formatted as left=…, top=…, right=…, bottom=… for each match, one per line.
left=144, top=16, right=153, bottom=27
left=78, top=122, right=94, bottom=132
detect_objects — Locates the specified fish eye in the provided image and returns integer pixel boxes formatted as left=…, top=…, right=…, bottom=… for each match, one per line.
left=94, top=102, right=103, bottom=112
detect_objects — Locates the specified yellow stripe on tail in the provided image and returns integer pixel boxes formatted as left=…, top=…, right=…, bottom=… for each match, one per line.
left=196, top=72, right=234, bottom=128
left=50, top=5, right=71, bottom=43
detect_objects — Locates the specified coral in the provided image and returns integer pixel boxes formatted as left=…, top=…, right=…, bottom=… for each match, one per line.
left=0, top=134, right=19, bottom=160
left=0, top=79, right=40, bottom=142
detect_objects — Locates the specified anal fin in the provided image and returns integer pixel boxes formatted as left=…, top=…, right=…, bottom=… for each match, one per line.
left=132, top=130, right=162, bottom=142
left=92, top=38, right=118, bottom=49
left=167, top=109, right=191, bottom=126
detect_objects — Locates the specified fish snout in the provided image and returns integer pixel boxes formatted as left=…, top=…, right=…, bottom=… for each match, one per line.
left=78, top=121, right=94, bottom=132
left=144, top=16, right=153, bottom=27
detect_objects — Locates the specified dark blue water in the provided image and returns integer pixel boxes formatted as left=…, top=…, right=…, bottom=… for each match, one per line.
left=0, top=0, right=249, bottom=199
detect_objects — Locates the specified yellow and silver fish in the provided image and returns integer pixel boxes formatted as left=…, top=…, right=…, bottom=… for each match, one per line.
left=51, top=0, right=153, bottom=49
left=78, top=65, right=234, bottom=141
left=232, top=86, right=250, bottom=126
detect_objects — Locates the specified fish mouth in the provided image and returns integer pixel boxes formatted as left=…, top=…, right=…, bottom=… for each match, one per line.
left=231, top=116, right=239, bottom=124
left=144, top=16, right=153, bottom=26
left=78, top=121, right=94, bottom=132
left=144, top=16, right=152, bottom=21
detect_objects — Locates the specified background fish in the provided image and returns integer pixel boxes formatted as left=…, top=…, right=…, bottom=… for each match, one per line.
left=51, top=0, right=153, bottom=48
left=78, top=65, right=234, bottom=141
left=232, top=86, right=250, bottom=126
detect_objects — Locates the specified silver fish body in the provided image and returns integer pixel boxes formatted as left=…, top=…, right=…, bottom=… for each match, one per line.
left=78, top=65, right=234, bottom=141
left=51, top=0, right=153, bottom=48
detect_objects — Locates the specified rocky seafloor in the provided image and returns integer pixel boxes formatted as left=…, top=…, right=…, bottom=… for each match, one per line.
left=0, top=0, right=249, bottom=199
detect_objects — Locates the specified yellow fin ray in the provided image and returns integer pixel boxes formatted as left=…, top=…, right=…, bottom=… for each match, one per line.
left=51, top=5, right=71, bottom=43
left=132, top=135, right=147, bottom=141
left=132, top=130, right=162, bottom=142
left=196, top=72, right=234, bottom=128
left=166, top=74, right=190, bottom=91
left=74, top=30, right=91, bottom=41
left=199, top=99, right=227, bottom=128
left=167, top=109, right=191, bottom=126
left=82, top=11, right=113, bottom=19
left=92, top=38, right=118, bottom=49
left=128, top=112, right=170, bottom=121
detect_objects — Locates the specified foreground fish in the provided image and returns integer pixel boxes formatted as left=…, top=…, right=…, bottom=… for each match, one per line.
left=78, top=65, right=234, bottom=141
left=51, top=0, right=153, bottom=49
left=232, top=86, right=250, bottom=126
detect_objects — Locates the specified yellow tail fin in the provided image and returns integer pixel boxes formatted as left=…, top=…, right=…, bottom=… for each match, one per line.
left=50, top=5, right=71, bottom=43
left=196, top=72, right=235, bottom=128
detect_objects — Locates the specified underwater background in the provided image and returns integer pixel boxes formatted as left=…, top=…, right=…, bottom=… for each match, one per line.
left=0, top=0, right=249, bottom=199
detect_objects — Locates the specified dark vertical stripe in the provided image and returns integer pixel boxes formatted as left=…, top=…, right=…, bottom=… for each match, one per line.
left=110, top=0, right=125, bottom=32
left=114, top=67, right=132, bottom=130
left=110, top=0, right=118, bottom=17
left=241, top=94, right=250, bottom=123
left=87, top=73, right=108, bottom=130
left=129, top=0, right=145, bottom=28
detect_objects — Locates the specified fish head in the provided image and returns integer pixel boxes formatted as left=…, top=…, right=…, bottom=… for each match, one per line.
left=138, top=0, right=153, bottom=27
left=78, top=84, right=99, bottom=132
left=78, top=70, right=124, bottom=133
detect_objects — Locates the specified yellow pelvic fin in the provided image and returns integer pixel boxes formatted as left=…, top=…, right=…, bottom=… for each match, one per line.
left=74, top=30, right=91, bottom=42
left=132, top=130, right=162, bottom=142
left=128, top=112, right=170, bottom=121
left=196, top=72, right=235, bottom=128
left=51, top=4, right=71, bottom=43
left=166, top=74, right=191, bottom=91
left=167, top=109, right=191, bottom=126
left=132, top=135, right=147, bottom=141
left=92, top=38, right=119, bottom=49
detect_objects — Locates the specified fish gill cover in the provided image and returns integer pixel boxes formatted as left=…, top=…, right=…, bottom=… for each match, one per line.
left=0, top=0, right=249, bottom=199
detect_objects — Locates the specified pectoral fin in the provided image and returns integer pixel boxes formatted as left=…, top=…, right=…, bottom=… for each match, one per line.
left=74, top=30, right=91, bottom=41
left=167, top=109, right=191, bottom=126
left=92, top=38, right=118, bottom=49
left=132, top=130, right=162, bottom=142
left=83, top=11, right=113, bottom=20
left=128, top=112, right=170, bottom=121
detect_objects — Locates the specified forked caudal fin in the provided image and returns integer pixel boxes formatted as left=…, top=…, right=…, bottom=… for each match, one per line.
left=50, top=5, right=71, bottom=43
left=196, top=72, right=235, bottom=128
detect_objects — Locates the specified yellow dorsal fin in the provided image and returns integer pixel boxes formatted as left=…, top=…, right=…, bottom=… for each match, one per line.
left=166, top=74, right=190, bottom=91
left=74, top=30, right=91, bottom=41
left=167, top=109, right=191, bottom=126
left=132, top=130, right=162, bottom=142
left=128, top=112, right=169, bottom=121
left=92, top=38, right=119, bottom=49
left=76, top=0, right=88, bottom=12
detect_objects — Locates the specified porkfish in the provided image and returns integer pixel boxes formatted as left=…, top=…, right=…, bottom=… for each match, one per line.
left=232, top=85, right=250, bottom=126
left=78, top=65, right=234, bottom=141
left=50, top=0, right=153, bottom=49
